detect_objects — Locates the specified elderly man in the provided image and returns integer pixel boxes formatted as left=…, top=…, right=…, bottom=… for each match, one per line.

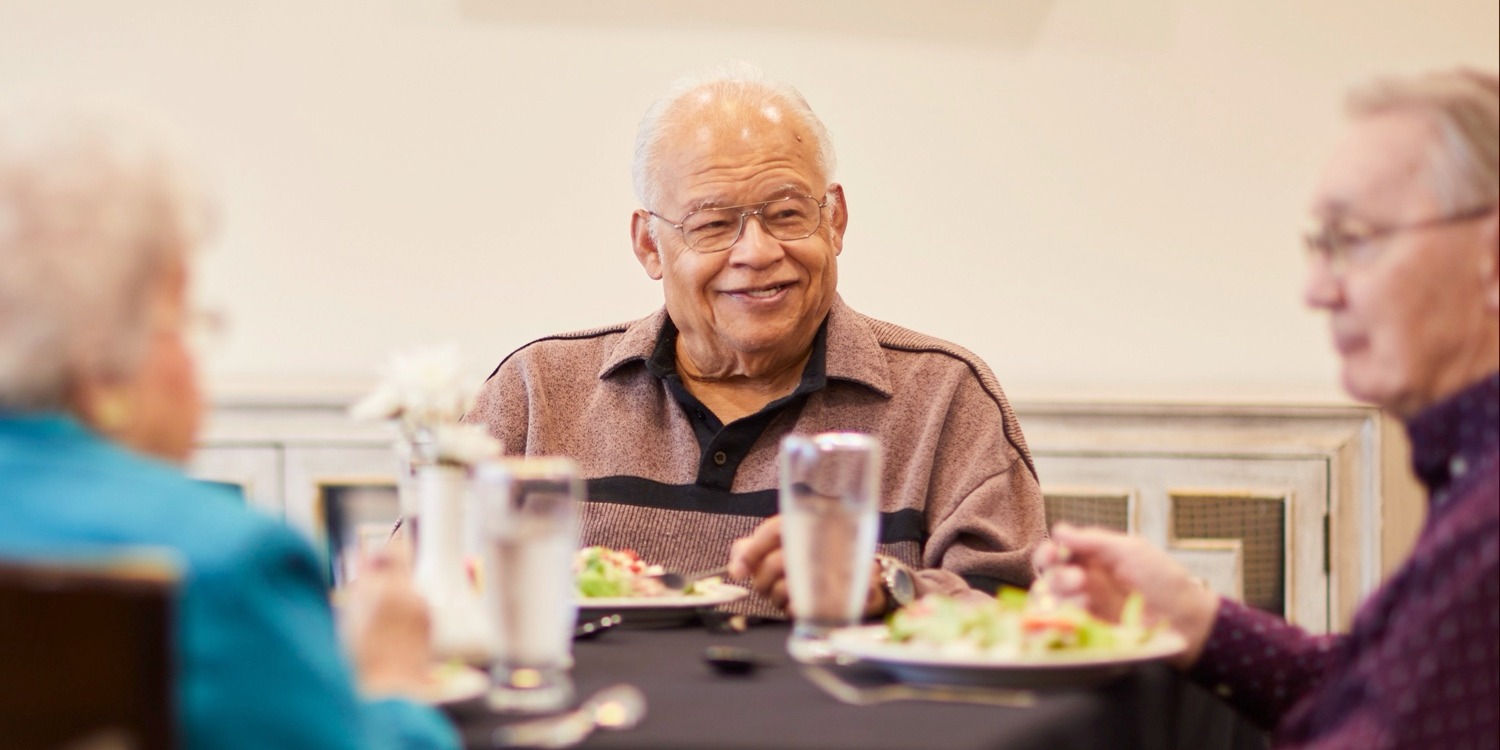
left=1038, top=69, right=1498, bottom=749
left=467, top=64, right=1046, bottom=618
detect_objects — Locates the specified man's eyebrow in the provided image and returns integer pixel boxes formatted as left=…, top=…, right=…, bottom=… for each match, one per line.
left=686, top=185, right=809, bottom=213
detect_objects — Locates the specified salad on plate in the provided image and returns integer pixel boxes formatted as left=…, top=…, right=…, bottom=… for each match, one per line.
left=884, top=587, right=1156, bottom=658
left=573, top=546, right=724, bottom=599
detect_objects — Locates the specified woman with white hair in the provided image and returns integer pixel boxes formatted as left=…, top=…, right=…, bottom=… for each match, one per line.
left=1038, top=69, right=1499, bottom=750
left=0, top=110, right=459, bottom=750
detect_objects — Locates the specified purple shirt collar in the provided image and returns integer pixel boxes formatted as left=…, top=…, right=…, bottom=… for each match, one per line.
left=1404, top=370, right=1500, bottom=505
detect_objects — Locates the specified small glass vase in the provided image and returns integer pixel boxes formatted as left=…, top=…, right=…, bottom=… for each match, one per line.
left=412, top=463, right=493, bottom=663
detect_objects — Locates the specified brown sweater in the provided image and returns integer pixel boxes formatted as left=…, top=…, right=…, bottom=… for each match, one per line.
left=467, top=297, right=1046, bottom=617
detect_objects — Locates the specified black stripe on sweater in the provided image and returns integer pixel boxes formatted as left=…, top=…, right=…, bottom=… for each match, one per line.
left=584, top=475, right=927, bottom=545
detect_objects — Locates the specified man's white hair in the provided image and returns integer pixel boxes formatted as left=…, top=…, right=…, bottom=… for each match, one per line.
left=0, top=107, right=213, bottom=409
left=1348, top=68, right=1499, bottom=212
left=631, top=61, right=838, bottom=212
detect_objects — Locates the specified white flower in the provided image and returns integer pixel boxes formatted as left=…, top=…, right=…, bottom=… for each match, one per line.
left=432, top=422, right=502, bottom=467
left=349, top=381, right=403, bottom=421
left=350, top=343, right=477, bottom=434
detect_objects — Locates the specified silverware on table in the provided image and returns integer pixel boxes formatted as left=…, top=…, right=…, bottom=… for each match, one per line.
left=492, top=683, right=647, bottom=748
left=572, top=613, right=622, bottom=640
left=801, top=666, right=1036, bottom=708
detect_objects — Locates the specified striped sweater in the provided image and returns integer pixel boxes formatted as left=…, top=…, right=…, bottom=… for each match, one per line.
left=466, top=296, right=1046, bottom=618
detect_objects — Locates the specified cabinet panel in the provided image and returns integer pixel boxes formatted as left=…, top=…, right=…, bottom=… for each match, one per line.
left=188, top=445, right=282, bottom=519
left=281, top=445, right=401, bottom=545
left=1035, top=454, right=1329, bottom=632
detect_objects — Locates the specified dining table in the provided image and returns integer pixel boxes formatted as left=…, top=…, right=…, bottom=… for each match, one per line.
left=444, top=618, right=1270, bottom=750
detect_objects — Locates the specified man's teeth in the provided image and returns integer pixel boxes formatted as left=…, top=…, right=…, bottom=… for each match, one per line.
left=742, top=286, right=783, bottom=298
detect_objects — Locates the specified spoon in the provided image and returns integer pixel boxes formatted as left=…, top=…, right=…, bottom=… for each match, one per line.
left=492, top=683, right=646, bottom=749
left=572, top=614, right=621, bottom=640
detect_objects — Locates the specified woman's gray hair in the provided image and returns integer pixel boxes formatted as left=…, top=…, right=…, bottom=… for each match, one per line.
left=1348, top=68, right=1499, bottom=212
left=0, top=108, right=214, bottom=409
left=631, top=61, right=838, bottom=211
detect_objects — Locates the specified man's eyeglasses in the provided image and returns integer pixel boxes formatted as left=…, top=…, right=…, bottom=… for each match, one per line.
left=647, top=194, right=829, bottom=253
left=1303, top=203, right=1496, bottom=277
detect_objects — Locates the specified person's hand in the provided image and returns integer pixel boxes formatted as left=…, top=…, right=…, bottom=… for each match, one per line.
left=727, top=515, right=887, bottom=618
left=340, top=540, right=433, bottom=697
left=1035, top=523, right=1221, bottom=669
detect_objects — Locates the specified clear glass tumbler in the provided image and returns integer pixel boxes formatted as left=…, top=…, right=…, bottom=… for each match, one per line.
left=474, top=457, right=582, bottom=713
left=778, top=432, right=881, bottom=664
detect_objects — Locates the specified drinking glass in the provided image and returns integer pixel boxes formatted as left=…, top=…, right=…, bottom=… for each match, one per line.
left=474, top=457, right=582, bottom=713
left=779, top=432, right=881, bottom=664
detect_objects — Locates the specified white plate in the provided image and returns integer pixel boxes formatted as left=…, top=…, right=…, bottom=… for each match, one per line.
left=416, top=663, right=490, bottom=705
left=827, top=625, right=1188, bottom=688
left=576, top=583, right=749, bottom=610
left=576, top=584, right=750, bottom=627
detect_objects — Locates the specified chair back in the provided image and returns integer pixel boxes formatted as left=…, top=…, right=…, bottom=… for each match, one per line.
left=0, top=556, right=178, bottom=750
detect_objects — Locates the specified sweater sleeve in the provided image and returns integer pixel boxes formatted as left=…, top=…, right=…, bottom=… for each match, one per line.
left=913, top=366, right=1047, bottom=596
left=1187, top=598, right=1344, bottom=730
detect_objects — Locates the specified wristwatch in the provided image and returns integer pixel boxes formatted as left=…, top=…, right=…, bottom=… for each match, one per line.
left=875, top=555, right=916, bottom=612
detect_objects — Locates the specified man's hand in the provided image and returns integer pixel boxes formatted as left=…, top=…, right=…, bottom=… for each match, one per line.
left=341, top=540, right=433, bottom=697
left=728, top=515, right=888, bottom=618
left=1034, top=523, right=1220, bottom=669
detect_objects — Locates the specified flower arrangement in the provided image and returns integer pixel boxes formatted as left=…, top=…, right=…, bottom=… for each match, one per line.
left=350, top=344, right=500, bottom=467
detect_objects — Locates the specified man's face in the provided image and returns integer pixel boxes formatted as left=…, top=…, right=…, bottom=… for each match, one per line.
left=632, top=96, right=846, bottom=370
left=1305, top=111, right=1498, bottom=417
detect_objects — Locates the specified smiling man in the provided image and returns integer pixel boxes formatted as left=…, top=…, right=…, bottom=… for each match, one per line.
left=467, top=63, right=1046, bottom=618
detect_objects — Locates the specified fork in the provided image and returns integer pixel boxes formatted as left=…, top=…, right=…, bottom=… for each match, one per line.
left=801, top=666, right=1036, bottom=708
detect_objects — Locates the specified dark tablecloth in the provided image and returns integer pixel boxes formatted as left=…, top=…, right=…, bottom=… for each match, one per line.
left=448, top=621, right=1268, bottom=750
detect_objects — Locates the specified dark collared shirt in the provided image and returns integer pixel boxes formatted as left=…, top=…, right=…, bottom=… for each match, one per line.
left=1191, top=372, right=1500, bottom=749
left=643, top=318, right=828, bottom=490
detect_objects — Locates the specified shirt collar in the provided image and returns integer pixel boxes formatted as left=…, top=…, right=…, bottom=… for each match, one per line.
left=598, top=295, right=893, bottom=398
left=0, top=410, right=93, bottom=441
left=1405, top=371, right=1500, bottom=498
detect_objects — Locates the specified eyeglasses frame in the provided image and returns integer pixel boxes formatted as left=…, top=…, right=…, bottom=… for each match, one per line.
left=646, top=194, right=831, bottom=253
left=1304, top=202, right=1497, bottom=277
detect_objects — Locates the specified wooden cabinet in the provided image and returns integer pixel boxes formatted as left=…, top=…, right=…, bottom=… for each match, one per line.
left=1017, top=401, right=1422, bottom=633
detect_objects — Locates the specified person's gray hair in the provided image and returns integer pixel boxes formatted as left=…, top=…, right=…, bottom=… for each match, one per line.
left=1347, top=68, right=1499, bottom=212
left=631, top=61, right=838, bottom=212
left=0, top=107, right=214, bottom=409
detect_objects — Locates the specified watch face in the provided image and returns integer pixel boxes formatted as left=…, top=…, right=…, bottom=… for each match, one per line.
left=883, top=560, right=916, bottom=606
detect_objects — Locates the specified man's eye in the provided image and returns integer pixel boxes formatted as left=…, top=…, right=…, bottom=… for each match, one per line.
left=689, top=219, right=731, bottom=232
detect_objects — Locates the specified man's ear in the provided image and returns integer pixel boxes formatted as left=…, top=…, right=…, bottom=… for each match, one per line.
left=826, top=183, right=848, bottom=257
left=631, top=210, right=664, bottom=280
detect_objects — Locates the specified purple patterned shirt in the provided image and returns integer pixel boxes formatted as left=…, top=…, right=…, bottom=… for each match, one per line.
left=1191, top=372, right=1500, bottom=750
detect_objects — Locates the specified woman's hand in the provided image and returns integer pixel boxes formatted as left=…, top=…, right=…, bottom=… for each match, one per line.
left=341, top=540, right=433, bottom=697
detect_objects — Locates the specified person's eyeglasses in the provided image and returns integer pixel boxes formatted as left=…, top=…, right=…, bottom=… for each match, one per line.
left=647, top=194, right=829, bottom=253
left=1303, top=202, right=1496, bottom=277
left=174, top=307, right=228, bottom=358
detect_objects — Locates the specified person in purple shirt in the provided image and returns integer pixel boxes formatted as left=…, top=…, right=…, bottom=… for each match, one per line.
left=1037, top=69, right=1499, bottom=750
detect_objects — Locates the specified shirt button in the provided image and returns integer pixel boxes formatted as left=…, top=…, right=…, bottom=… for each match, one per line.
left=713, top=451, right=728, bottom=466
left=1451, top=456, right=1468, bottom=477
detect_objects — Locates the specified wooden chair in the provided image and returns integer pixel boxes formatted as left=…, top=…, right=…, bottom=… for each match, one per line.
left=0, top=556, right=179, bottom=750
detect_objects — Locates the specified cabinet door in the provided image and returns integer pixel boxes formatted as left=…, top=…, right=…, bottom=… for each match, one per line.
left=281, top=445, right=401, bottom=546
left=189, top=444, right=283, bottom=519
left=1035, top=453, right=1330, bottom=632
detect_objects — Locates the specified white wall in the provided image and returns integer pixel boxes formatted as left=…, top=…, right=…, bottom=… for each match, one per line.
left=2, top=0, right=1496, bottom=402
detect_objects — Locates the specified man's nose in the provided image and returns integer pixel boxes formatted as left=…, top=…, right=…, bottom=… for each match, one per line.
left=1303, top=254, right=1344, bottom=310
left=727, top=213, right=786, bottom=266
